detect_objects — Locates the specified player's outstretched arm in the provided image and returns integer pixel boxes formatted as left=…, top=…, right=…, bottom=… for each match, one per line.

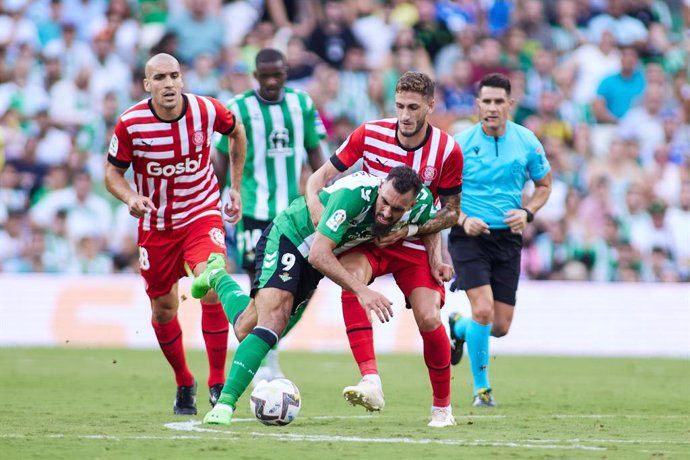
left=310, top=232, right=393, bottom=323
left=305, top=161, right=340, bottom=226
left=224, top=120, right=247, bottom=224
left=105, top=162, right=157, bottom=218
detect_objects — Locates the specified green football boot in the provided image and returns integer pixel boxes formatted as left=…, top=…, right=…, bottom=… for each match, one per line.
left=191, top=253, right=226, bottom=299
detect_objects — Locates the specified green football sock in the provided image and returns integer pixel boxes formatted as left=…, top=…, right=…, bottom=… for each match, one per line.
left=218, top=331, right=274, bottom=407
left=212, top=273, right=251, bottom=325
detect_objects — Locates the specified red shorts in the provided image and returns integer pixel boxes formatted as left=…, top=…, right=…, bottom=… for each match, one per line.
left=343, top=240, right=446, bottom=307
left=138, top=215, right=226, bottom=298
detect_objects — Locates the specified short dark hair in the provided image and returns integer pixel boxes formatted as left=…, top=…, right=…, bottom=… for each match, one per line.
left=395, top=71, right=435, bottom=100
left=478, top=73, right=511, bottom=96
left=256, top=48, right=285, bottom=66
left=386, top=166, right=423, bottom=197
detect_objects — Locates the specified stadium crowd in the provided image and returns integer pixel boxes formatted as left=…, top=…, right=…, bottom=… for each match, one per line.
left=0, top=0, right=688, bottom=282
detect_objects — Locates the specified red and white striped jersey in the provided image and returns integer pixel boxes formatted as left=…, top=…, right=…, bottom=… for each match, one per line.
left=108, top=94, right=236, bottom=231
left=332, top=118, right=463, bottom=201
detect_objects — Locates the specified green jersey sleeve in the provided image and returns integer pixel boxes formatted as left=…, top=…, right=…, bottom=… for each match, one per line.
left=317, top=185, right=373, bottom=245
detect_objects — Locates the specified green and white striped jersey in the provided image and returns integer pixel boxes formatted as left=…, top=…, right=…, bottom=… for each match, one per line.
left=215, top=88, right=326, bottom=221
left=273, top=171, right=436, bottom=260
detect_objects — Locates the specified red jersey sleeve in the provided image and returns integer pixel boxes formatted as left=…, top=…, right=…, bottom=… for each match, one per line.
left=210, top=97, right=236, bottom=135
left=330, top=123, right=367, bottom=172
left=107, top=117, right=134, bottom=168
left=437, top=139, right=463, bottom=196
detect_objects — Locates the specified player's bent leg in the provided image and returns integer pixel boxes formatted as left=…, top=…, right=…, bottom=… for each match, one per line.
left=491, top=301, right=515, bottom=338
left=204, top=288, right=291, bottom=424
left=409, top=288, right=452, bottom=411
left=339, top=251, right=379, bottom=389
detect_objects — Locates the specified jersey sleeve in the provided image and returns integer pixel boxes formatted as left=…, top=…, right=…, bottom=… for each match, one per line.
left=210, top=97, right=236, bottom=136
left=330, top=123, right=367, bottom=172
left=302, top=94, right=327, bottom=150
left=437, top=137, right=463, bottom=196
left=316, top=187, right=368, bottom=244
left=407, top=186, right=437, bottom=225
left=526, top=132, right=551, bottom=181
left=213, top=99, right=240, bottom=156
left=107, top=117, right=133, bottom=168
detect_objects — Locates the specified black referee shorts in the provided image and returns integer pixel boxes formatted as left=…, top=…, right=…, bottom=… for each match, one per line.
left=447, top=225, right=523, bottom=306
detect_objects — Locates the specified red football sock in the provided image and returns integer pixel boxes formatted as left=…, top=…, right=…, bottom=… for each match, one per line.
left=201, top=302, right=229, bottom=387
left=342, top=290, right=377, bottom=376
left=420, top=324, right=451, bottom=407
left=152, top=315, right=194, bottom=387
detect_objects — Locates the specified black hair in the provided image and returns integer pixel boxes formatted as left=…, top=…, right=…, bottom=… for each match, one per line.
left=255, top=48, right=286, bottom=66
left=478, top=73, right=512, bottom=96
left=386, top=166, right=423, bottom=197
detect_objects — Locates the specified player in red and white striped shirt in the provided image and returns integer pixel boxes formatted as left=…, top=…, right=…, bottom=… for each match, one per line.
left=306, top=72, right=463, bottom=427
left=105, top=53, right=247, bottom=416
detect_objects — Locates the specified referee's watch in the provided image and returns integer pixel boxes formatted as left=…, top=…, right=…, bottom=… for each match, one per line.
left=521, top=207, right=534, bottom=223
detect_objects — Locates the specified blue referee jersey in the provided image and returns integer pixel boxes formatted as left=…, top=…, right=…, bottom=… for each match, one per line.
left=454, top=121, right=550, bottom=229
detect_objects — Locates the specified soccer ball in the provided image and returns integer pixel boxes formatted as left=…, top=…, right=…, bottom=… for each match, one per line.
left=250, top=378, right=301, bottom=426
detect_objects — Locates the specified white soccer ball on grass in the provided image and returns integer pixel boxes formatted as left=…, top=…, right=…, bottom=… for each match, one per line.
left=250, top=378, right=301, bottom=426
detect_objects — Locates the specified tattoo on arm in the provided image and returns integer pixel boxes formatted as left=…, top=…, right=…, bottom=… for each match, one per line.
left=417, top=194, right=461, bottom=236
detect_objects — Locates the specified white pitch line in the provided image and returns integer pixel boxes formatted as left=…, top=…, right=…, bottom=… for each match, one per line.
left=164, top=420, right=605, bottom=451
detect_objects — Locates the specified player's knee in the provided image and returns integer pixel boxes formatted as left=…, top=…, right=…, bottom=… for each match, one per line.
left=491, top=323, right=510, bottom=337
left=472, top=304, right=493, bottom=324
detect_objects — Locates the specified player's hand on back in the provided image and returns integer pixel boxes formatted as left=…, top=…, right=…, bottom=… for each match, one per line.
left=374, top=226, right=408, bottom=248
left=223, top=189, right=242, bottom=224
left=357, top=287, right=394, bottom=323
left=126, top=194, right=157, bottom=218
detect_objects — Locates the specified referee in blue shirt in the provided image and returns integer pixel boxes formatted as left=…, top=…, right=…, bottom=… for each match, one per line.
left=448, top=74, right=552, bottom=407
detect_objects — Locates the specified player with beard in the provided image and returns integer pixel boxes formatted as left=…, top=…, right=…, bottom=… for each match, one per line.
left=187, top=166, right=447, bottom=425
left=305, top=71, right=463, bottom=427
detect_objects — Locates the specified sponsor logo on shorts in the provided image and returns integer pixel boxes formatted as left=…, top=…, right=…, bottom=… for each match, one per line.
left=209, top=227, right=226, bottom=248
left=326, top=209, right=347, bottom=232
left=279, top=272, right=292, bottom=282
left=263, top=251, right=278, bottom=268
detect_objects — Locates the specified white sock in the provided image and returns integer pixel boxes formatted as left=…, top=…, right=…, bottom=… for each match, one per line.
left=431, top=405, right=452, bottom=413
left=362, top=374, right=382, bottom=388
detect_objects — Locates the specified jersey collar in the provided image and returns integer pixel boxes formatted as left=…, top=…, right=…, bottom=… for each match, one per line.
left=148, top=94, right=189, bottom=123
left=395, top=122, right=432, bottom=152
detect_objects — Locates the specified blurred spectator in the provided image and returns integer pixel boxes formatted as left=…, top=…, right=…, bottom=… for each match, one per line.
left=587, top=0, right=648, bottom=47
left=412, top=0, right=454, bottom=62
left=166, top=0, right=225, bottom=66
left=307, top=0, right=360, bottom=70
left=439, top=59, right=475, bottom=120
left=666, top=180, right=690, bottom=279
left=592, top=46, right=646, bottom=123
left=617, top=82, right=666, bottom=164
left=285, top=36, right=318, bottom=89
left=435, top=24, right=480, bottom=82
left=551, top=0, right=587, bottom=54
left=185, top=52, right=221, bottom=97
left=517, top=0, right=554, bottom=50
left=352, top=0, right=398, bottom=69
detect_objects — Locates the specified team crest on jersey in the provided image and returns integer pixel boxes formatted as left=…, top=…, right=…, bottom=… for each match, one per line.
left=208, top=228, right=226, bottom=248
left=268, top=128, right=292, bottom=157
left=421, top=166, right=438, bottom=181
left=279, top=272, right=292, bottom=282
left=326, top=209, right=347, bottom=232
left=109, top=135, right=119, bottom=156
left=192, top=130, right=206, bottom=147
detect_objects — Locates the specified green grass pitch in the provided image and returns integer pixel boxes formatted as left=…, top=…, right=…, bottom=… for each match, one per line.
left=1, top=347, right=688, bottom=459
